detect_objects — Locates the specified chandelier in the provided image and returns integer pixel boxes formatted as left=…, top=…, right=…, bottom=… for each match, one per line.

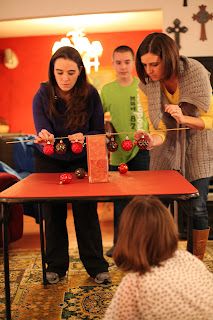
left=52, top=30, right=103, bottom=74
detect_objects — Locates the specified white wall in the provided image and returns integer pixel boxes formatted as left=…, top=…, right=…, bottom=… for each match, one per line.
left=1, top=0, right=212, bottom=56
left=162, top=1, right=213, bottom=57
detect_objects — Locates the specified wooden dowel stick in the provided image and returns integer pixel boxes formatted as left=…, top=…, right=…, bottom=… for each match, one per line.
left=5, top=127, right=191, bottom=144
left=6, top=139, right=34, bottom=144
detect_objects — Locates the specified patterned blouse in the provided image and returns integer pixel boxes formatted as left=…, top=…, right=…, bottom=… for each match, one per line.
left=103, top=250, right=213, bottom=320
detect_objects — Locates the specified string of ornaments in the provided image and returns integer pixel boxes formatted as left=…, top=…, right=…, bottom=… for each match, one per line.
left=42, top=132, right=149, bottom=184
left=5, top=127, right=190, bottom=184
left=106, top=134, right=149, bottom=152
left=43, top=133, right=149, bottom=156
left=43, top=139, right=84, bottom=156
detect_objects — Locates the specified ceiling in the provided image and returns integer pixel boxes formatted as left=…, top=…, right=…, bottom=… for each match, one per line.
left=0, top=11, right=162, bottom=38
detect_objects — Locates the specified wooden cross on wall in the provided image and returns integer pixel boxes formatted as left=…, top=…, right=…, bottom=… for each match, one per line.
left=192, top=5, right=213, bottom=41
left=166, top=19, right=188, bottom=49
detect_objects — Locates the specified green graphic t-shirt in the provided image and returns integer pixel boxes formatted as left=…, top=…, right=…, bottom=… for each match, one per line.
left=101, top=77, right=149, bottom=166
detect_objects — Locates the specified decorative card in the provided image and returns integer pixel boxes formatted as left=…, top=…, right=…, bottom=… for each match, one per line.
left=86, top=135, right=109, bottom=183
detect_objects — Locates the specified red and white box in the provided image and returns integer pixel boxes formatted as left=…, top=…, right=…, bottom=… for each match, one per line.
left=86, top=134, right=109, bottom=183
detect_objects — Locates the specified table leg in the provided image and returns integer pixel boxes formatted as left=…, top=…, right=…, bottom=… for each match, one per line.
left=173, top=201, right=179, bottom=228
left=169, top=200, right=179, bottom=230
left=1, top=203, right=11, bottom=320
left=37, top=203, right=47, bottom=285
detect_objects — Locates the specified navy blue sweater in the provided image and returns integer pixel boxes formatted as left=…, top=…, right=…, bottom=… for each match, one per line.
left=32, top=82, right=104, bottom=162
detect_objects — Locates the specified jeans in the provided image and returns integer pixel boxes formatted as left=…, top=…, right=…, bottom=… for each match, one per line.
left=110, top=150, right=150, bottom=243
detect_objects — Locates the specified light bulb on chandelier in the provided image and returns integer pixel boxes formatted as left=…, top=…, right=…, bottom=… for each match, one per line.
left=52, top=30, right=103, bottom=74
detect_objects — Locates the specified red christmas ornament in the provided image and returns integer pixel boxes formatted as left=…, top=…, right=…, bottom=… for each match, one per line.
left=121, top=136, right=133, bottom=151
left=118, top=163, right=128, bottom=174
left=59, top=173, right=73, bottom=184
left=107, top=137, right=118, bottom=152
left=71, top=141, right=83, bottom=154
left=74, top=168, right=86, bottom=179
left=43, top=141, right=54, bottom=155
left=55, top=139, right=67, bottom=154
left=135, top=133, right=149, bottom=150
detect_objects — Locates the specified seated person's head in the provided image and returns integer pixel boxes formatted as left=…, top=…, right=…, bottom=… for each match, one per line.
left=113, top=196, right=178, bottom=274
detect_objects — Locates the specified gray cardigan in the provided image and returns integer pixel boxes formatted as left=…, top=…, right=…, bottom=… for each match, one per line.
left=140, top=56, right=213, bottom=182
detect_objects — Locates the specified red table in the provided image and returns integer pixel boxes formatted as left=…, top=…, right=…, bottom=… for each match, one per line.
left=0, top=170, right=198, bottom=320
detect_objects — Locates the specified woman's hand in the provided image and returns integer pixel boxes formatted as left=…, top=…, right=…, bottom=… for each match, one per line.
left=34, top=129, right=55, bottom=145
left=68, top=132, right=85, bottom=144
left=165, top=104, right=185, bottom=124
left=134, top=130, right=154, bottom=150
left=165, top=104, right=205, bottom=129
left=134, top=130, right=164, bottom=150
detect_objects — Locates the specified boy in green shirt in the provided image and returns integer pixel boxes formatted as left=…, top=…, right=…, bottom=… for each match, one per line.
left=101, top=46, right=150, bottom=257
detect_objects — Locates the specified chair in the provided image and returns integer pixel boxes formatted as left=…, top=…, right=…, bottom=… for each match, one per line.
left=0, top=172, right=23, bottom=247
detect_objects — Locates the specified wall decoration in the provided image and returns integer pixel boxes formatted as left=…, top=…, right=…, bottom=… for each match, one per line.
left=3, top=48, right=19, bottom=69
left=192, top=5, right=213, bottom=41
left=166, top=19, right=188, bottom=49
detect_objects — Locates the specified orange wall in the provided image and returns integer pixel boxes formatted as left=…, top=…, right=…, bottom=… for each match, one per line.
left=0, top=29, right=161, bottom=133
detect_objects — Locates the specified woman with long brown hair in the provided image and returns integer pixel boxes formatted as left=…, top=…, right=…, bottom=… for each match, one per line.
left=33, top=46, right=110, bottom=285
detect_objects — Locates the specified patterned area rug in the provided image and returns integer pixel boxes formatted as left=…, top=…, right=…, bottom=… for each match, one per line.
left=0, top=242, right=213, bottom=320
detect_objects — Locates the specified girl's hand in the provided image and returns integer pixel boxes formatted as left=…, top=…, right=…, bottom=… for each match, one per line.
left=34, top=129, right=55, bottom=145
left=165, top=104, right=185, bottom=124
left=68, top=132, right=85, bottom=144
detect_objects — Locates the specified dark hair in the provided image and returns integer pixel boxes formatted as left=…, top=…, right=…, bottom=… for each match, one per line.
left=136, top=32, right=181, bottom=84
left=113, top=45, right=134, bottom=59
left=113, top=196, right=178, bottom=274
left=48, top=46, right=89, bottom=130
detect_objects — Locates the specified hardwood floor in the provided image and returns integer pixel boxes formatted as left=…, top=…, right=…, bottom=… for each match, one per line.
left=9, top=202, right=114, bottom=250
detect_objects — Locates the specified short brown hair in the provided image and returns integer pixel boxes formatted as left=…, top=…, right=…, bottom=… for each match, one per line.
left=113, top=196, right=178, bottom=274
left=113, top=45, right=134, bottom=59
left=135, top=32, right=181, bottom=84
